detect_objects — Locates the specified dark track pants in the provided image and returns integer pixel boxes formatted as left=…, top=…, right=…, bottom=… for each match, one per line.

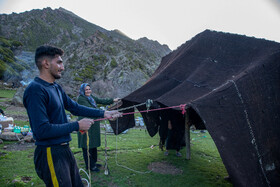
left=34, top=144, right=83, bottom=187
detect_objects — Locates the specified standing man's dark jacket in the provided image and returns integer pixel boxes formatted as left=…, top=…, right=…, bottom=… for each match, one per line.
left=23, top=77, right=104, bottom=146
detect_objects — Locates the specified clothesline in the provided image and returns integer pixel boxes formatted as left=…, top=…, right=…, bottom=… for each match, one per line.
left=80, top=102, right=187, bottom=184
left=93, top=104, right=187, bottom=122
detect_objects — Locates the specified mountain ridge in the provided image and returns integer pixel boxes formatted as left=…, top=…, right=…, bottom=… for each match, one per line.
left=0, top=7, right=171, bottom=98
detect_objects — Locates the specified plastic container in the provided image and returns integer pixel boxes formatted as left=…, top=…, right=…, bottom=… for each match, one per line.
left=13, top=126, right=21, bottom=133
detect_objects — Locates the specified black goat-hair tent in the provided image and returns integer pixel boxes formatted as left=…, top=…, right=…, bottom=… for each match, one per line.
left=110, top=30, right=280, bottom=187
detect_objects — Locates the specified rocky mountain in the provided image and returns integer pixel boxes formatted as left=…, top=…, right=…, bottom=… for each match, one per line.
left=137, top=37, right=170, bottom=57
left=0, top=7, right=106, bottom=50
left=0, top=36, right=27, bottom=86
left=0, top=7, right=171, bottom=98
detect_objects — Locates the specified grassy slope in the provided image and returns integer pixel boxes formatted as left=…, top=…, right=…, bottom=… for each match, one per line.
left=0, top=89, right=16, bottom=99
left=0, top=90, right=232, bottom=187
left=0, top=130, right=232, bottom=187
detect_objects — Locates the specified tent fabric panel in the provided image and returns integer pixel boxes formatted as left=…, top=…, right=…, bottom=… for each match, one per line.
left=191, top=52, right=280, bottom=186
left=113, top=30, right=280, bottom=186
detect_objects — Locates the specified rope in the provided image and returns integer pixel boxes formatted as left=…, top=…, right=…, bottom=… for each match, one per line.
left=114, top=117, right=152, bottom=174
left=104, top=122, right=109, bottom=175
left=90, top=101, right=186, bottom=174
left=79, top=168, right=90, bottom=187
left=116, top=102, right=146, bottom=112
left=80, top=132, right=91, bottom=187
left=81, top=101, right=186, bottom=175
left=92, top=104, right=187, bottom=122
left=86, top=132, right=91, bottom=186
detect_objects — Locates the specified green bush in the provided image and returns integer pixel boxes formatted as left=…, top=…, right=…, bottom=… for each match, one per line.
left=78, top=64, right=96, bottom=80
left=74, top=76, right=83, bottom=82
left=5, top=65, right=19, bottom=76
left=3, top=55, right=14, bottom=64
left=110, top=58, right=118, bottom=68
left=106, top=46, right=118, bottom=55
left=93, top=61, right=99, bottom=66
left=0, top=36, right=23, bottom=49
left=0, top=37, right=11, bottom=47
left=10, top=61, right=26, bottom=71
left=0, top=37, right=25, bottom=78
left=103, top=65, right=109, bottom=78
left=0, top=47, right=13, bottom=59
left=11, top=40, right=23, bottom=47
left=0, top=59, right=7, bottom=78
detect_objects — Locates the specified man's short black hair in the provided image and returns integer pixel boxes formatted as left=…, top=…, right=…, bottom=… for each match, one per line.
left=35, top=45, right=64, bottom=69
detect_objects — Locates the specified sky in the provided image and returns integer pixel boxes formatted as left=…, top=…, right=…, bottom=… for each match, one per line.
left=0, top=0, right=280, bottom=50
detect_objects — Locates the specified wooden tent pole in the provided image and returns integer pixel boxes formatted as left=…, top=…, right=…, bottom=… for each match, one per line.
left=185, top=108, right=191, bottom=160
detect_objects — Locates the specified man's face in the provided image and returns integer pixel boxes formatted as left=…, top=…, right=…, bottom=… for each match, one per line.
left=49, top=55, right=64, bottom=79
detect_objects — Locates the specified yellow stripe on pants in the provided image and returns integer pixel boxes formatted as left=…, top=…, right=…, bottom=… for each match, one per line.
left=47, top=147, right=59, bottom=187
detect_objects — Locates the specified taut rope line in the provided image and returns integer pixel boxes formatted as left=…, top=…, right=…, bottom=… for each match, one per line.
left=114, top=117, right=152, bottom=174
left=92, top=104, right=187, bottom=123
left=80, top=101, right=186, bottom=179
left=79, top=132, right=91, bottom=187
left=86, top=132, right=91, bottom=185
left=111, top=102, right=186, bottom=174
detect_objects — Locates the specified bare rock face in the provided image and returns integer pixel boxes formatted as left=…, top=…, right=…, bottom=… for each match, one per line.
left=0, top=131, right=23, bottom=141
left=23, top=135, right=35, bottom=143
left=12, top=86, right=26, bottom=106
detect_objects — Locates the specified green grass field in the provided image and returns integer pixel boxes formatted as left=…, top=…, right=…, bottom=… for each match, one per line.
left=0, top=89, right=16, bottom=99
left=0, top=89, right=233, bottom=187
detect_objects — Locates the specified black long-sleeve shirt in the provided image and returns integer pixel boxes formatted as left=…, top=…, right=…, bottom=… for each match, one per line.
left=23, top=77, right=104, bottom=146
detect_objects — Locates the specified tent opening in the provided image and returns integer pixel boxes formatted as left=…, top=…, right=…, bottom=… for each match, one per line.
left=187, top=107, right=205, bottom=130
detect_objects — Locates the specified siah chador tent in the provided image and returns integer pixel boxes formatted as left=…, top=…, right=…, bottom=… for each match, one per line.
left=110, top=30, right=280, bottom=187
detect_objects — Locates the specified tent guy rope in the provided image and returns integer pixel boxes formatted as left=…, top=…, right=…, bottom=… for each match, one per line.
left=79, top=132, right=91, bottom=187
left=79, top=102, right=186, bottom=134
left=90, top=103, right=187, bottom=123
left=111, top=101, right=186, bottom=174
left=79, top=100, right=187, bottom=182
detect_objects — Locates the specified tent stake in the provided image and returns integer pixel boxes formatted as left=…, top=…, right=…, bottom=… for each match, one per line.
left=185, top=109, right=191, bottom=160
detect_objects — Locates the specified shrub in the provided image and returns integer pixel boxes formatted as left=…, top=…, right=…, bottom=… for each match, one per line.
left=74, top=76, right=83, bottom=82
left=110, top=58, right=118, bottom=68
left=78, top=64, right=96, bottom=80
left=11, top=40, right=23, bottom=47
left=0, top=59, right=7, bottom=78
left=0, top=37, right=12, bottom=47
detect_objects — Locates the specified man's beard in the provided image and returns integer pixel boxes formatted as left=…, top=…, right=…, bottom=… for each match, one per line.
left=51, top=71, right=62, bottom=79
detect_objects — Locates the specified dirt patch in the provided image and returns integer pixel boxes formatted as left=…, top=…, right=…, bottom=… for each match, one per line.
left=2, top=142, right=35, bottom=151
left=5, top=105, right=26, bottom=113
left=21, top=176, right=32, bottom=183
left=5, top=104, right=29, bottom=121
left=148, top=161, right=183, bottom=175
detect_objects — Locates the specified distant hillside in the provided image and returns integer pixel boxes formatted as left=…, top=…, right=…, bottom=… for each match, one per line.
left=0, top=7, right=171, bottom=98
left=0, top=36, right=29, bottom=85
left=0, top=7, right=107, bottom=51
left=137, top=37, right=170, bottom=58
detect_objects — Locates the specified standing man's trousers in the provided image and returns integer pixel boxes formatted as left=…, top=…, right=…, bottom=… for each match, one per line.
left=34, top=144, right=83, bottom=187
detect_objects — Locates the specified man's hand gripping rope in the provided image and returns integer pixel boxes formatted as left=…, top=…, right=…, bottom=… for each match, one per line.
left=79, top=110, right=123, bottom=134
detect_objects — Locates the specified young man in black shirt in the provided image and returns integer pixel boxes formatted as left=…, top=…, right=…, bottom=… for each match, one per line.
left=23, top=45, right=121, bottom=186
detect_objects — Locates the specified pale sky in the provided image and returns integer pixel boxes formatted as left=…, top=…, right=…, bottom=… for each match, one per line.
left=0, top=0, right=280, bottom=50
